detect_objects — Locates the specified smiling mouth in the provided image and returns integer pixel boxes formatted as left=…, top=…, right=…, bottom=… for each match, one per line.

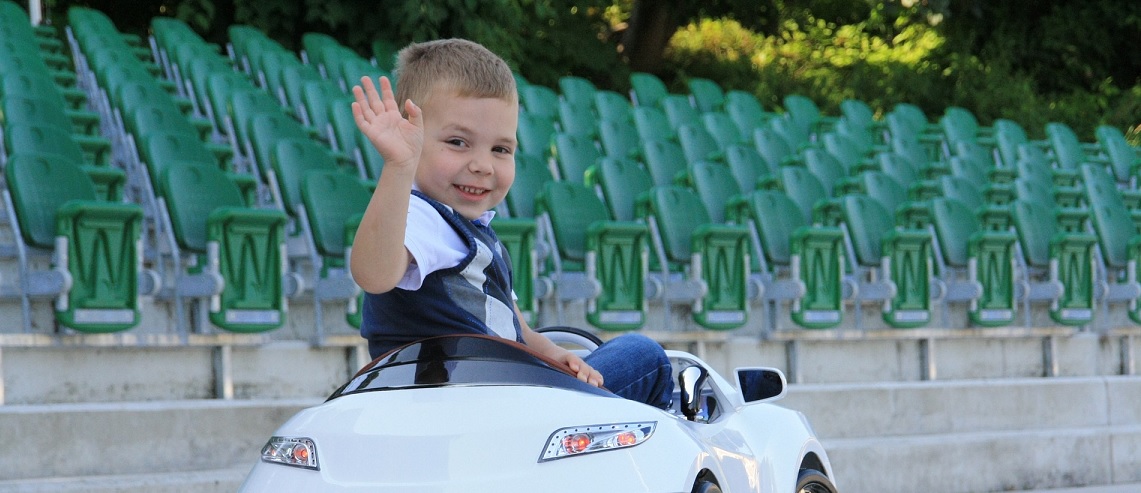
left=455, top=185, right=489, bottom=196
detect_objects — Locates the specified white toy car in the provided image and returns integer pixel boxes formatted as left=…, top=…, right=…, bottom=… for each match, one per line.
left=239, top=330, right=838, bottom=493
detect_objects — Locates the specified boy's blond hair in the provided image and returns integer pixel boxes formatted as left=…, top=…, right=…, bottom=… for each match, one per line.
left=393, top=38, right=517, bottom=116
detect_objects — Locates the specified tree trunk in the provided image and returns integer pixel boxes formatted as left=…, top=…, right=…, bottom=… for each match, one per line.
left=621, top=0, right=683, bottom=74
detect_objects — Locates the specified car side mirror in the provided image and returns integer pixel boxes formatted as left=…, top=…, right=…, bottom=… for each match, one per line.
left=736, top=367, right=787, bottom=403
left=678, top=365, right=708, bottom=421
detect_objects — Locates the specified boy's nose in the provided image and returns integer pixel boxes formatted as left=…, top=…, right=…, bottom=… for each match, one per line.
left=468, top=154, right=494, bottom=174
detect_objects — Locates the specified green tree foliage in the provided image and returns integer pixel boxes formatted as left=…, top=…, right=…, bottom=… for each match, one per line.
left=48, top=0, right=1139, bottom=140
left=55, top=0, right=623, bottom=88
left=660, top=0, right=1140, bottom=140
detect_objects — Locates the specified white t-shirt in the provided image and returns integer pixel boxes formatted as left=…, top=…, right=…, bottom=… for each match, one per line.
left=397, top=194, right=499, bottom=291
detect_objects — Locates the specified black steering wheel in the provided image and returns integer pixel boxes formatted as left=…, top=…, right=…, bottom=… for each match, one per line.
left=535, top=326, right=603, bottom=352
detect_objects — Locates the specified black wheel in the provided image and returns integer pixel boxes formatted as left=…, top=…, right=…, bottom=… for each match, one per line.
left=796, top=468, right=837, bottom=493
left=691, top=480, right=722, bottom=493
left=535, top=326, right=603, bottom=351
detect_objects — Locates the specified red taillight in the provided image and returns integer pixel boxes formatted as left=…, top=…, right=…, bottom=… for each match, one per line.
left=562, top=433, right=591, bottom=454
left=540, top=422, right=657, bottom=462
left=292, top=444, right=310, bottom=463
left=261, top=437, right=319, bottom=470
left=615, top=431, right=638, bottom=447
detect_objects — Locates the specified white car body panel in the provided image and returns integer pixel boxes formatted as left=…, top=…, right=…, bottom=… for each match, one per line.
left=240, top=344, right=835, bottom=493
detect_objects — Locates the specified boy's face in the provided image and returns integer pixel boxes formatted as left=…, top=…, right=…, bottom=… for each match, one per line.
left=416, top=91, right=519, bottom=221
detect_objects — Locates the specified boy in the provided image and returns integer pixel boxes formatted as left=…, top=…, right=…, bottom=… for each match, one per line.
left=350, top=38, right=673, bottom=409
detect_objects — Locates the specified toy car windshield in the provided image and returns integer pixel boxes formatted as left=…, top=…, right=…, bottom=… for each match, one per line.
left=329, top=336, right=617, bottom=401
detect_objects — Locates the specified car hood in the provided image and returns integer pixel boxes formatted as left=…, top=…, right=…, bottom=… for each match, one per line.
left=272, top=384, right=698, bottom=488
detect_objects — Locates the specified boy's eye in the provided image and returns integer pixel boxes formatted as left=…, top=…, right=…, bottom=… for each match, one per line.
left=446, top=138, right=467, bottom=147
left=493, top=145, right=514, bottom=155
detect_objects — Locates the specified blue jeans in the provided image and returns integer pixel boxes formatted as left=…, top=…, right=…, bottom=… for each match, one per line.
left=584, top=333, right=674, bottom=410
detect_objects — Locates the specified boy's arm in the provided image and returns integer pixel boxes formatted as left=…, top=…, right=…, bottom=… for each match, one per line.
left=349, top=76, right=424, bottom=293
left=516, top=303, right=603, bottom=387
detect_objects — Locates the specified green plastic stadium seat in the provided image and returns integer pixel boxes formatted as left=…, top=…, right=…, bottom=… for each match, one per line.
left=773, top=166, right=833, bottom=226
left=661, top=95, right=701, bottom=132
left=490, top=217, right=541, bottom=325
left=503, top=153, right=553, bottom=219
left=594, top=89, right=634, bottom=124
left=686, top=77, right=725, bottom=114
left=640, top=185, right=750, bottom=330
left=724, top=144, right=772, bottom=193
left=552, top=132, right=601, bottom=183
left=929, top=198, right=1017, bottom=327
left=247, top=112, right=315, bottom=179
left=0, top=95, right=107, bottom=156
left=598, top=117, right=643, bottom=161
left=752, top=127, right=797, bottom=170
left=520, top=84, right=559, bottom=121
left=839, top=194, right=934, bottom=328
left=300, top=79, right=345, bottom=140
left=1009, top=199, right=1097, bottom=326
left=270, top=137, right=343, bottom=216
left=725, top=90, right=771, bottom=136
left=4, top=153, right=146, bottom=332
left=677, top=123, right=725, bottom=165
left=769, top=114, right=811, bottom=151
left=536, top=181, right=651, bottom=331
left=557, top=99, right=599, bottom=139
left=735, top=190, right=845, bottom=329
left=783, top=94, right=838, bottom=139
left=675, top=122, right=721, bottom=164
left=161, top=161, right=290, bottom=333
left=517, top=111, right=557, bottom=161
left=1046, top=122, right=1106, bottom=172
left=834, top=117, right=886, bottom=157
left=629, top=72, right=669, bottom=108
left=939, top=106, right=995, bottom=153
left=702, top=111, right=747, bottom=152
left=685, top=161, right=745, bottom=224
left=1095, top=125, right=1141, bottom=184
left=839, top=99, right=884, bottom=138
left=558, top=76, right=598, bottom=110
left=584, top=157, right=654, bottom=223
left=634, top=105, right=676, bottom=144
left=1078, top=164, right=1141, bottom=325
left=1012, top=178, right=1086, bottom=233
left=2, top=124, right=123, bottom=200
left=299, top=170, right=371, bottom=334
left=641, top=138, right=688, bottom=187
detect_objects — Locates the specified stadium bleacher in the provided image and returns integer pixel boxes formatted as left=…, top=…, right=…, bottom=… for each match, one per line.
left=0, top=3, right=1139, bottom=492
left=0, top=0, right=1136, bottom=341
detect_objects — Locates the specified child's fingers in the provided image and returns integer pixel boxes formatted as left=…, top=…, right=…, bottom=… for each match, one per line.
left=350, top=86, right=372, bottom=121
left=360, top=76, right=384, bottom=114
left=564, top=355, right=600, bottom=387
left=379, top=76, right=398, bottom=113
left=578, top=367, right=602, bottom=387
left=350, top=101, right=368, bottom=130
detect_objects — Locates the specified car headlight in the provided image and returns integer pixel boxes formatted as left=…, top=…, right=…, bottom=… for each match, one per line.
left=538, top=422, right=656, bottom=462
left=260, top=436, right=320, bottom=470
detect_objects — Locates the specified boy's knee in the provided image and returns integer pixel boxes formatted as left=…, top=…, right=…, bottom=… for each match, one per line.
left=610, top=333, right=669, bottom=365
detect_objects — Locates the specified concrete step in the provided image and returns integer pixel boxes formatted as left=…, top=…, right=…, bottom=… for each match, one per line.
left=781, top=376, right=1141, bottom=439
left=823, top=425, right=1141, bottom=493
left=0, top=338, right=368, bottom=405
left=0, top=467, right=247, bottom=493
left=0, top=399, right=317, bottom=481
left=5, top=378, right=1140, bottom=490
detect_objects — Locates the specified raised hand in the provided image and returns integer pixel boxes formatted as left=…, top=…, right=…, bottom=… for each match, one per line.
left=351, top=75, right=424, bottom=170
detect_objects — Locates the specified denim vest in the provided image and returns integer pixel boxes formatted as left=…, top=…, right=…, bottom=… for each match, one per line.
left=360, top=191, right=522, bottom=356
